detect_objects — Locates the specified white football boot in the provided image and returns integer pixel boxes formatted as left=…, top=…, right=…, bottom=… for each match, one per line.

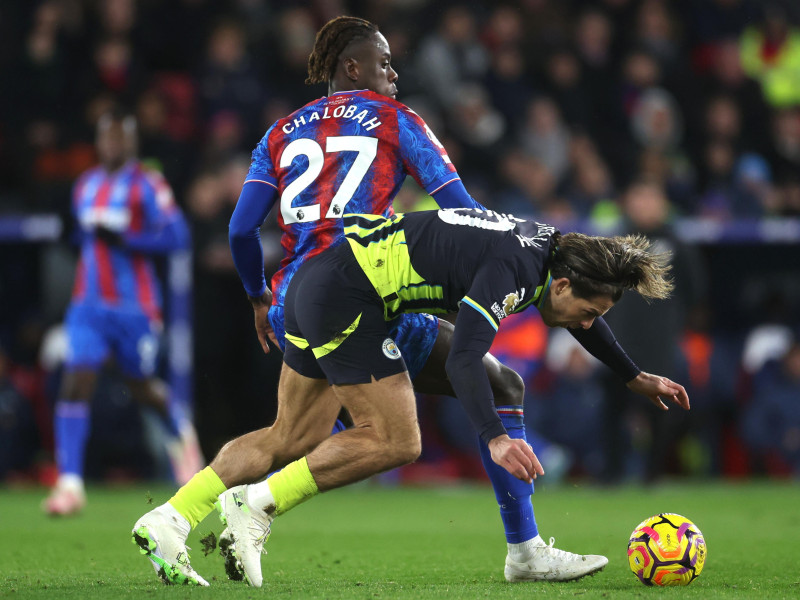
left=216, top=487, right=244, bottom=583
left=131, top=505, right=209, bottom=586
left=504, top=535, right=608, bottom=582
left=217, top=526, right=244, bottom=582
left=216, top=485, right=273, bottom=587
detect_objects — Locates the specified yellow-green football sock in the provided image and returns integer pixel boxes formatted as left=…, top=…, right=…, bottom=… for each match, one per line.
left=168, top=466, right=227, bottom=529
left=268, top=457, right=319, bottom=515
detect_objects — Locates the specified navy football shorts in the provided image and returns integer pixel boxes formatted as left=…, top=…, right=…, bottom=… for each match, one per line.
left=281, top=244, right=438, bottom=385
left=270, top=282, right=438, bottom=383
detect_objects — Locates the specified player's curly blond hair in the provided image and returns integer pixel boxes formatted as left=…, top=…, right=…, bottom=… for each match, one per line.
left=306, top=16, right=379, bottom=85
left=550, top=232, right=673, bottom=302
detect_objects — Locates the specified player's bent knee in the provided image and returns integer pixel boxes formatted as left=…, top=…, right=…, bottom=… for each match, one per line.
left=61, top=369, right=99, bottom=401
left=400, top=436, right=422, bottom=465
left=384, top=430, right=422, bottom=468
left=273, top=416, right=331, bottom=456
left=492, top=365, right=525, bottom=407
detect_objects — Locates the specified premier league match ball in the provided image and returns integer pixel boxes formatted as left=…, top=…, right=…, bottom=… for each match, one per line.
left=627, top=513, right=707, bottom=586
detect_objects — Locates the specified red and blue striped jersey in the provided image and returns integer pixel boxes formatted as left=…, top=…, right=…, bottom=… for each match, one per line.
left=246, top=89, right=460, bottom=306
left=71, top=160, right=180, bottom=321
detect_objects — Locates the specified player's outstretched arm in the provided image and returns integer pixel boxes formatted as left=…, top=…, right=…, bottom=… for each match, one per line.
left=569, top=316, right=641, bottom=382
left=626, top=371, right=690, bottom=411
left=446, top=305, right=543, bottom=482
left=248, top=289, right=277, bottom=354
left=570, top=319, right=689, bottom=411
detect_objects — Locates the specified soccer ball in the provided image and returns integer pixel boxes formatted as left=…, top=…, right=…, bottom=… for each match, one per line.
left=627, top=513, right=706, bottom=586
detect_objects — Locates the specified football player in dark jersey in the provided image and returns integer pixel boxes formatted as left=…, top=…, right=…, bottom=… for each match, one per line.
left=133, top=209, right=689, bottom=587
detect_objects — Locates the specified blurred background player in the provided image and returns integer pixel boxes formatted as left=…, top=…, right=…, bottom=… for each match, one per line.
left=43, top=110, right=203, bottom=516
left=225, top=16, right=594, bottom=582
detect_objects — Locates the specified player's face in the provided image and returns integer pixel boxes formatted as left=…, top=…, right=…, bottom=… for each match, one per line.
left=539, top=278, right=614, bottom=330
left=97, top=119, right=136, bottom=170
left=355, top=33, right=398, bottom=99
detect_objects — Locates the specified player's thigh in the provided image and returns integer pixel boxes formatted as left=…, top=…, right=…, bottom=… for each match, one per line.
left=59, top=369, right=100, bottom=400
left=331, top=371, right=419, bottom=449
left=412, top=317, right=524, bottom=405
left=273, top=362, right=341, bottom=451
left=110, top=309, right=161, bottom=378
left=63, top=304, right=110, bottom=376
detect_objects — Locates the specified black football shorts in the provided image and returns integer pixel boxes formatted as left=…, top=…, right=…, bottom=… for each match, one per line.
left=283, top=244, right=408, bottom=385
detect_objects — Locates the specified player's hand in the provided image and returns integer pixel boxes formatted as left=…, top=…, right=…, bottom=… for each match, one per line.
left=488, top=434, right=544, bottom=483
left=626, top=371, right=690, bottom=411
left=94, top=225, right=123, bottom=246
left=249, top=289, right=278, bottom=354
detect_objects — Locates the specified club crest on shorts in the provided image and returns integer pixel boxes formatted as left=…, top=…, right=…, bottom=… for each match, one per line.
left=382, top=338, right=401, bottom=359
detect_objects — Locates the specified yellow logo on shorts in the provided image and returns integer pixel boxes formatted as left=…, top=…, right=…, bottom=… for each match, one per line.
left=382, top=338, right=401, bottom=359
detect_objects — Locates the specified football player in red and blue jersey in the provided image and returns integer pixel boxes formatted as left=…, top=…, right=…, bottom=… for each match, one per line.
left=219, top=16, right=597, bottom=583
left=43, top=111, right=203, bottom=516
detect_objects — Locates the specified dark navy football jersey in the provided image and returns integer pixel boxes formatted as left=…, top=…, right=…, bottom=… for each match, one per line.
left=343, top=208, right=638, bottom=442
left=345, top=208, right=559, bottom=325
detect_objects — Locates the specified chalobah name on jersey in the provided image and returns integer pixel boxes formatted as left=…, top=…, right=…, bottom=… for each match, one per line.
left=282, top=104, right=382, bottom=135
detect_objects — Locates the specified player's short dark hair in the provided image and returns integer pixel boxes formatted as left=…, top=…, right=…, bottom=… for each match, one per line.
left=550, top=232, right=673, bottom=302
left=306, top=16, right=379, bottom=85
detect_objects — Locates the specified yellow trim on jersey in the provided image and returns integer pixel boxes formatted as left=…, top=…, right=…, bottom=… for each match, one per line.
left=513, top=271, right=553, bottom=314
left=311, top=312, right=362, bottom=359
left=461, top=296, right=499, bottom=331
left=396, top=283, right=445, bottom=306
left=533, top=272, right=554, bottom=308
left=345, top=214, right=441, bottom=318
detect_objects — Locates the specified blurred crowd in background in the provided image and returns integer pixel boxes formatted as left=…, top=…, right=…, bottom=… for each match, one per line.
left=1, top=0, right=800, bottom=486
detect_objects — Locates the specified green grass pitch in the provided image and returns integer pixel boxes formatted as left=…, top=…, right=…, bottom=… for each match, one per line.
left=1, top=480, right=798, bottom=599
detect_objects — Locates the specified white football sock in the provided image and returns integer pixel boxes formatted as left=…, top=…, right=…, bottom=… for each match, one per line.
left=508, top=535, right=544, bottom=562
left=57, top=473, right=85, bottom=492
left=247, top=480, right=277, bottom=515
